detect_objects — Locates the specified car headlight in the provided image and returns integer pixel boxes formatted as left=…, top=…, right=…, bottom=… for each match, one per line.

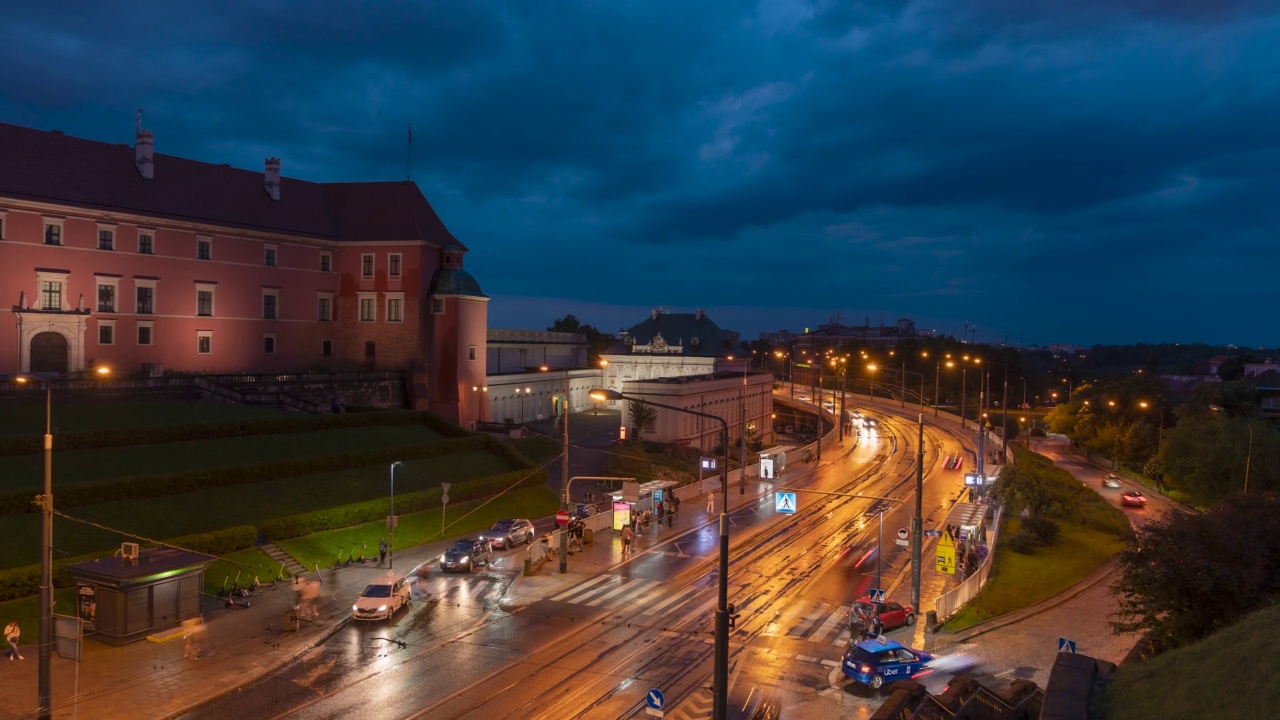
left=439, top=554, right=446, bottom=562
left=352, top=604, right=359, bottom=612
left=378, top=605, right=388, bottom=612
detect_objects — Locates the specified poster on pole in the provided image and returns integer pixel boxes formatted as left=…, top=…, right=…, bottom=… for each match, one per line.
left=612, top=501, right=632, bottom=531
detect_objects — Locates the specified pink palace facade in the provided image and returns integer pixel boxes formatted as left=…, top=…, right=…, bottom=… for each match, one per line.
left=0, top=121, right=489, bottom=426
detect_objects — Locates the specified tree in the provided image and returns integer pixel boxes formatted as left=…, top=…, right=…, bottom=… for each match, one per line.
left=1111, top=492, right=1280, bottom=650
left=628, top=401, right=657, bottom=439
left=548, top=314, right=617, bottom=364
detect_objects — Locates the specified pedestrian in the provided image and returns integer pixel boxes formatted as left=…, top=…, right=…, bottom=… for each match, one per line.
left=298, top=579, right=320, bottom=620
left=672, top=494, right=680, bottom=513
left=621, top=524, right=634, bottom=558
left=5, top=621, right=22, bottom=660
left=707, top=492, right=716, bottom=514
left=666, top=500, right=674, bottom=529
left=379, top=538, right=388, bottom=567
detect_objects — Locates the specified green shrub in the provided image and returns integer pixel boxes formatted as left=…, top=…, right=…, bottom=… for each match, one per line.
left=0, top=524, right=258, bottom=602
left=1007, top=531, right=1038, bottom=555
left=0, top=409, right=450, bottom=456
left=261, top=467, right=547, bottom=540
left=1023, top=515, right=1060, bottom=545
left=0, top=436, right=509, bottom=516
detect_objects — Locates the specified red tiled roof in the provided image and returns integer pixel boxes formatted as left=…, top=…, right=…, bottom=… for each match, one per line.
left=0, top=122, right=462, bottom=247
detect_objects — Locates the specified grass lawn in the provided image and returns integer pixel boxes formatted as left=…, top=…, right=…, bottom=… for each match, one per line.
left=0, top=451, right=511, bottom=570
left=0, top=400, right=290, bottom=436
left=0, top=424, right=446, bottom=490
left=277, top=486, right=560, bottom=571
left=943, top=517, right=1125, bottom=631
left=203, top=547, right=292, bottom=596
left=0, top=587, right=79, bottom=649
left=1102, top=603, right=1280, bottom=720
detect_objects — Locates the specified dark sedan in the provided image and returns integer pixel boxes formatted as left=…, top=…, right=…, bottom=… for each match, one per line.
left=439, top=538, right=493, bottom=572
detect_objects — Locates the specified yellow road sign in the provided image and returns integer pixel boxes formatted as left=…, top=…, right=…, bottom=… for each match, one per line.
left=936, top=530, right=956, bottom=574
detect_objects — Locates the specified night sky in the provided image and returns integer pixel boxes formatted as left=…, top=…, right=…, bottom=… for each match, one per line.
left=3, top=1, right=1277, bottom=347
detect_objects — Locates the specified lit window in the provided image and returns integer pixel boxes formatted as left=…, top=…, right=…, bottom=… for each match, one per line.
left=98, top=229, right=114, bottom=250
left=386, top=295, right=404, bottom=322
left=97, top=283, right=116, bottom=313
left=469, top=345, right=476, bottom=361
left=388, top=254, right=402, bottom=278
left=197, top=332, right=212, bottom=355
left=40, top=281, right=62, bottom=311
left=138, top=233, right=154, bottom=254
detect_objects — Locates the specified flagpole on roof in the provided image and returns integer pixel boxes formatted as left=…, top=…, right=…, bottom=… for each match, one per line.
left=407, top=122, right=413, bottom=181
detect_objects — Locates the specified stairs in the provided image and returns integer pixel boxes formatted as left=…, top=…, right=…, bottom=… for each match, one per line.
left=258, top=541, right=308, bottom=578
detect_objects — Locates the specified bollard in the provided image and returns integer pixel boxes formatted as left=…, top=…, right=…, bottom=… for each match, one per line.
left=926, top=610, right=938, bottom=632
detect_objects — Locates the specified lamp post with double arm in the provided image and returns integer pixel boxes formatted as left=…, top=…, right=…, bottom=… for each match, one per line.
left=15, top=366, right=110, bottom=720
left=542, top=366, right=571, bottom=572
left=589, top=387, right=731, bottom=720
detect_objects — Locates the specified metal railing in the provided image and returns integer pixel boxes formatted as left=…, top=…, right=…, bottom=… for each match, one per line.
left=933, top=504, right=1005, bottom=620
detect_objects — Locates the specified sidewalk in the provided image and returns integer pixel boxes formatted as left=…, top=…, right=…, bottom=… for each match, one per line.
left=0, top=477, right=777, bottom=720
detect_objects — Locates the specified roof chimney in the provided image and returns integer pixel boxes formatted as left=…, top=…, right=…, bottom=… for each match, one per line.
left=695, top=309, right=704, bottom=321
left=651, top=309, right=660, bottom=320
left=264, top=157, right=281, bottom=201
left=135, top=128, right=154, bottom=180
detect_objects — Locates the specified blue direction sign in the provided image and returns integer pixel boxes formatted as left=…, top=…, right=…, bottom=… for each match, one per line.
left=646, top=688, right=666, bottom=717
left=1058, top=637, right=1077, bottom=654
left=924, top=529, right=943, bottom=537
left=868, top=588, right=886, bottom=604
left=774, top=491, right=797, bottom=514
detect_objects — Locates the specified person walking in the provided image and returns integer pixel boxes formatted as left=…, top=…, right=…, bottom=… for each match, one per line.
left=5, top=621, right=22, bottom=660
left=706, top=492, right=716, bottom=514
left=621, top=525, right=634, bottom=559
left=379, top=538, right=388, bottom=567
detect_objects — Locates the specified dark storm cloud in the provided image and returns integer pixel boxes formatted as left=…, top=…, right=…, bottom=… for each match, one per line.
left=2, top=0, right=1277, bottom=345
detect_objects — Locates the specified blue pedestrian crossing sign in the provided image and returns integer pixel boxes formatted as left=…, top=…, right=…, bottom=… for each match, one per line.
left=1058, top=637, right=1076, bottom=653
left=646, top=688, right=666, bottom=717
left=775, top=491, right=797, bottom=514
left=869, top=588, right=886, bottom=604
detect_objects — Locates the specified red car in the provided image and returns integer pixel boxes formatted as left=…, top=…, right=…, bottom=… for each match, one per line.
left=848, top=596, right=917, bottom=633
left=1121, top=491, right=1147, bottom=508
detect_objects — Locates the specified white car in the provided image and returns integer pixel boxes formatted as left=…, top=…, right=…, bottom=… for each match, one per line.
left=352, top=575, right=412, bottom=621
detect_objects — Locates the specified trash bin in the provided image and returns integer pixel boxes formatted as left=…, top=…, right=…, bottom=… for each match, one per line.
left=283, top=608, right=299, bottom=633
left=583, top=528, right=594, bottom=545
left=925, top=610, right=937, bottom=633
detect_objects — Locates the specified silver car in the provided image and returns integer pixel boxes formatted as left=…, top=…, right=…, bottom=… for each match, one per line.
left=480, top=518, right=536, bottom=550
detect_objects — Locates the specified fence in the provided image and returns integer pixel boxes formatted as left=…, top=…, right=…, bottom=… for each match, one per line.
left=933, top=503, right=1005, bottom=621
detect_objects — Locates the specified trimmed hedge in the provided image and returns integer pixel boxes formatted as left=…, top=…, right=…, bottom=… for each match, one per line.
left=261, top=467, right=547, bottom=540
left=0, top=435, right=506, bottom=516
left=0, top=524, right=258, bottom=603
left=0, top=409, right=461, bottom=457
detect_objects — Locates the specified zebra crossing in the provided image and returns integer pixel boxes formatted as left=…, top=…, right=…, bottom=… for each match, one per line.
left=548, top=574, right=709, bottom=617
left=764, top=601, right=859, bottom=646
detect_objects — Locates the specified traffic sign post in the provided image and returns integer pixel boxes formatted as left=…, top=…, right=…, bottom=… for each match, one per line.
left=868, top=588, right=886, bottom=604
left=645, top=688, right=666, bottom=717
left=774, top=491, right=797, bottom=514
left=556, top=510, right=571, bottom=527
left=935, top=529, right=956, bottom=575
left=1058, top=637, right=1077, bottom=654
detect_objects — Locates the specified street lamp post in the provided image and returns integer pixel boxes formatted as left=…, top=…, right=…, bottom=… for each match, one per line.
left=515, top=386, right=531, bottom=424
left=389, top=461, right=404, bottom=570
left=543, top=366, right=571, bottom=572
left=1209, top=405, right=1254, bottom=493
left=15, top=367, right=109, bottom=720
left=471, top=385, right=488, bottom=427
left=590, top=388, right=730, bottom=720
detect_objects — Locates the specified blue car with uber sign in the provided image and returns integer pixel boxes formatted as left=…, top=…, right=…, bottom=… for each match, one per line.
left=842, top=637, right=934, bottom=690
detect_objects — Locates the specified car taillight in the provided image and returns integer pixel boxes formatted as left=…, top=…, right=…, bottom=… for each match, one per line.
left=860, top=664, right=871, bottom=674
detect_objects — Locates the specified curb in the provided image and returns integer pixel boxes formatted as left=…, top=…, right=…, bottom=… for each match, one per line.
left=926, top=558, right=1118, bottom=650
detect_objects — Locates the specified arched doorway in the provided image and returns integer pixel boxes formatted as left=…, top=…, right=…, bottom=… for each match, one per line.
left=29, top=332, right=69, bottom=374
